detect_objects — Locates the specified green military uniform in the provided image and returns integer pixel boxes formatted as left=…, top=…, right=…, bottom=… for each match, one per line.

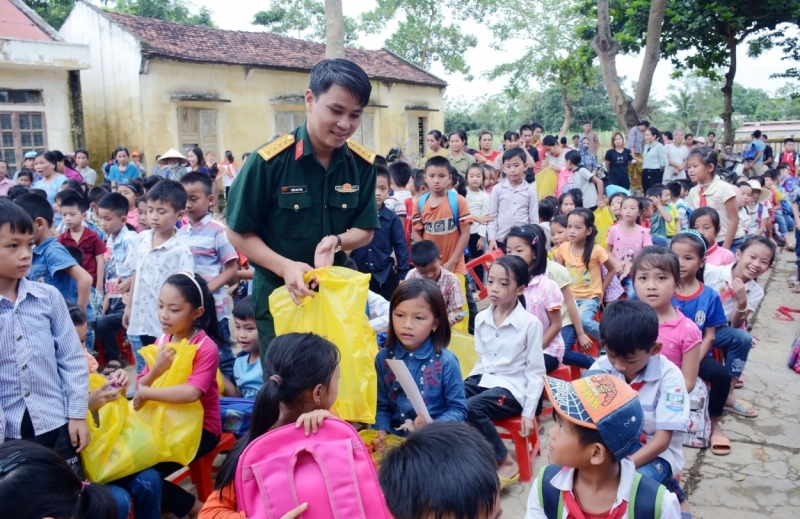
left=226, top=123, right=380, bottom=356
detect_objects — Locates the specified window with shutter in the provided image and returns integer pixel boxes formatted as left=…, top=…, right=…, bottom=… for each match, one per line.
left=0, top=112, right=47, bottom=170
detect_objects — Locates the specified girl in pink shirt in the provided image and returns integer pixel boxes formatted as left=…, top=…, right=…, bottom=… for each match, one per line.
left=118, top=179, right=142, bottom=232
left=690, top=207, right=735, bottom=266
left=606, top=196, right=652, bottom=297
left=134, top=271, right=224, bottom=518
left=632, top=247, right=702, bottom=393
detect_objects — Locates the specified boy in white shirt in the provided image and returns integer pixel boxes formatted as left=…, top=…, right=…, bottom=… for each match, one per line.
left=526, top=374, right=680, bottom=519
left=564, top=150, right=604, bottom=211
left=387, top=161, right=413, bottom=227
left=588, top=300, right=691, bottom=517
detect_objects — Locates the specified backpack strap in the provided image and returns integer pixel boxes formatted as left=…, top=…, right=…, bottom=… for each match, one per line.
left=629, top=472, right=665, bottom=519
left=417, top=191, right=461, bottom=235
left=537, top=464, right=565, bottom=519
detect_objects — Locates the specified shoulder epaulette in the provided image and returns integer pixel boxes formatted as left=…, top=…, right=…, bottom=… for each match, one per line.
left=346, top=139, right=376, bottom=164
left=257, top=134, right=295, bottom=162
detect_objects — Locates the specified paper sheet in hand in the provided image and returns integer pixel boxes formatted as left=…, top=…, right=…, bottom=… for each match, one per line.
left=385, top=359, right=433, bottom=424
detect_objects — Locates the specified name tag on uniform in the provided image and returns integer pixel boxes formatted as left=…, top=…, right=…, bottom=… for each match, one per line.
left=282, top=185, right=307, bottom=194
left=335, top=183, right=359, bottom=193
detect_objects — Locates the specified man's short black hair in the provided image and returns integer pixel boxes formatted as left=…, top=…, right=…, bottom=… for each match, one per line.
left=233, top=295, right=255, bottom=321
left=600, top=299, right=659, bottom=356
left=379, top=422, right=499, bottom=519
left=97, top=193, right=130, bottom=218
left=308, top=58, right=372, bottom=108
left=146, top=179, right=187, bottom=212
left=565, top=150, right=582, bottom=166
left=59, top=191, right=88, bottom=213
left=519, top=124, right=534, bottom=134
left=388, top=161, right=412, bottom=188
left=708, top=132, right=716, bottom=138
left=424, top=155, right=451, bottom=172
left=15, top=192, right=54, bottom=227
left=667, top=182, right=682, bottom=198
left=639, top=120, right=650, bottom=127
left=410, top=240, right=441, bottom=268
left=87, top=185, right=110, bottom=204
left=0, top=198, right=34, bottom=235
left=502, top=146, right=527, bottom=164
left=375, top=165, right=390, bottom=185
left=542, top=135, right=558, bottom=147
left=181, top=171, right=213, bottom=195
left=752, top=130, right=762, bottom=139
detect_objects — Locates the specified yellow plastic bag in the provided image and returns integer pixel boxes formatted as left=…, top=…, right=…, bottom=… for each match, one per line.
left=81, top=374, right=169, bottom=483
left=137, top=340, right=204, bottom=465
left=358, top=429, right=405, bottom=465
left=454, top=274, right=469, bottom=333
left=535, top=167, right=558, bottom=200
left=448, top=329, right=479, bottom=380
left=594, top=207, right=615, bottom=249
left=270, top=267, right=378, bottom=423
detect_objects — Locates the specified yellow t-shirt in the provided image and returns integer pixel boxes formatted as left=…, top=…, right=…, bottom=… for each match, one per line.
left=555, top=242, right=609, bottom=300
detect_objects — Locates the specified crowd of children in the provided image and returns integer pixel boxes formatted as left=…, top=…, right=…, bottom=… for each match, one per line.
left=0, top=127, right=793, bottom=519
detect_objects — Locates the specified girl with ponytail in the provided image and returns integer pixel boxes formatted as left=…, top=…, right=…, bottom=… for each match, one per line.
left=200, top=333, right=341, bottom=519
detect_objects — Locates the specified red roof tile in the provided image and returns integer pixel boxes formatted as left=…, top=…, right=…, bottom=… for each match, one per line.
left=102, top=11, right=447, bottom=88
left=0, top=0, right=52, bottom=41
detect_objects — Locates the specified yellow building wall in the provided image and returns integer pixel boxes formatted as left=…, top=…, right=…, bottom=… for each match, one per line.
left=0, top=67, right=76, bottom=156
left=138, top=59, right=445, bottom=165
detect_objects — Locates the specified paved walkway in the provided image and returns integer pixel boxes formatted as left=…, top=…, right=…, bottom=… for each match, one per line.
left=500, top=251, right=800, bottom=518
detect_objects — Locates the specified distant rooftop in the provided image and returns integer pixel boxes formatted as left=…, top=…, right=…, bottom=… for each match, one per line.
left=0, top=0, right=52, bottom=41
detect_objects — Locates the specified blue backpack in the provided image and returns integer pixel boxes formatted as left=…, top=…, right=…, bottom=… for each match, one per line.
left=220, top=397, right=255, bottom=436
left=417, top=190, right=461, bottom=235
left=743, top=144, right=758, bottom=161
left=537, top=464, right=665, bottom=519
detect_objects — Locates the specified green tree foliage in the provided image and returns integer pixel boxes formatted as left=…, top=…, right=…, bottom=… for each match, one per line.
left=252, top=0, right=358, bottom=44
left=359, top=0, right=489, bottom=77
left=113, top=0, right=216, bottom=27
left=21, top=0, right=75, bottom=29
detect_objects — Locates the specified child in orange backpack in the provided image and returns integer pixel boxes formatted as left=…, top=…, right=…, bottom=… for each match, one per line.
left=200, top=333, right=341, bottom=519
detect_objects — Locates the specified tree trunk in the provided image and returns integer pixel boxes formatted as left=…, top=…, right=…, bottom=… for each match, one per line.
left=325, top=0, right=345, bottom=59
left=559, top=86, right=574, bottom=138
left=592, top=0, right=666, bottom=133
left=720, top=31, right=737, bottom=146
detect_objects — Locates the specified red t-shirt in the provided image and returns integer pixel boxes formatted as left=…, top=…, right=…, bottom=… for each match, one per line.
left=57, top=227, right=106, bottom=285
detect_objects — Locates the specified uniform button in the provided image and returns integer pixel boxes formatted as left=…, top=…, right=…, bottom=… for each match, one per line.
left=293, top=204, right=299, bottom=210
left=324, top=205, right=328, bottom=209
left=22, top=365, right=27, bottom=370
left=24, top=391, right=30, bottom=398
left=400, top=413, right=405, bottom=417
left=495, top=334, right=499, bottom=338
left=16, top=335, right=22, bottom=341
left=494, top=353, right=498, bottom=357
left=342, top=203, right=347, bottom=209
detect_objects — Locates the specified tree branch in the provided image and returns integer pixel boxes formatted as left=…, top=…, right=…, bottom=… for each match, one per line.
left=632, top=0, right=667, bottom=115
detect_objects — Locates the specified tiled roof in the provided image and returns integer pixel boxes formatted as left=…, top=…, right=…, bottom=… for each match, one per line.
left=0, top=0, right=53, bottom=41
left=102, top=11, right=447, bottom=88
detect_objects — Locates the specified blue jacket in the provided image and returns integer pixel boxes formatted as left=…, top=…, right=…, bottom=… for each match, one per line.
left=373, top=337, right=467, bottom=435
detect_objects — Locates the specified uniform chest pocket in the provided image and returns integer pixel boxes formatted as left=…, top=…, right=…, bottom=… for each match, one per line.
left=28, top=264, right=48, bottom=284
left=328, top=192, right=359, bottom=235
left=277, top=194, right=316, bottom=240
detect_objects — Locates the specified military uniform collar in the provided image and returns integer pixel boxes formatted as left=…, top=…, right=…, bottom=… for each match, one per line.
left=295, top=123, right=351, bottom=166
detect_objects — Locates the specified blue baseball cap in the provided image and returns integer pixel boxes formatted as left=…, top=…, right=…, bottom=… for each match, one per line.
left=543, top=372, right=644, bottom=460
left=605, top=185, right=631, bottom=198
left=24, top=151, right=37, bottom=159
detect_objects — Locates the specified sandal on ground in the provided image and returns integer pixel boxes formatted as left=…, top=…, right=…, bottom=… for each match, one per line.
left=735, top=376, right=744, bottom=388
left=498, top=473, right=520, bottom=490
left=709, top=434, right=731, bottom=456
left=724, top=400, right=758, bottom=418
left=102, top=360, right=123, bottom=376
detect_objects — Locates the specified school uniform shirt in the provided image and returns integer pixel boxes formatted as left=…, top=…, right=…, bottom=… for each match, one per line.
left=740, top=203, right=768, bottom=236
left=350, top=205, right=410, bottom=284
left=591, top=354, right=689, bottom=475
left=145, top=331, right=221, bottom=434
left=470, top=303, right=545, bottom=418
left=524, top=458, right=681, bottom=519
left=545, top=260, right=573, bottom=328
left=412, top=193, right=472, bottom=275
left=367, top=290, right=390, bottom=333
left=657, top=309, right=702, bottom=368
left=703, top=263, right=764, bottom=323
left=606, top=224, right=652, bottom=272
left=373, top=337, right=467, bottom=436
left=179, top=214, right=239, bottom=321
left=123, top=230, right=195, bottom=337
left=688, top=176, right=744, bottom=243
left=58, top=227, right=106, bottom=287
left=233, top=355, right=264, bottom=399
left=406, top=267, right=466, bottom=317
left=571, top=166, right=598, bottom=209
left=555, top=243, right=609, bottom=301
left=465, top=188, right=490, bottom=238
left=103, top=225, right=137, bottom=298
left=524, top=275, right=566, bottom=362
left=0, top=279, right=89, bottom=438
left=487, top=178, right=539, bottom=242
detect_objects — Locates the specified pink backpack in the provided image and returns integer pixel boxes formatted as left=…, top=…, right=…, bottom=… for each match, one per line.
left=235, top=418, right=392, bottom=519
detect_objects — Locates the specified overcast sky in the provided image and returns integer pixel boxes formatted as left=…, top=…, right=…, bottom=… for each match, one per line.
left=187, top=0, right=797, bottom=102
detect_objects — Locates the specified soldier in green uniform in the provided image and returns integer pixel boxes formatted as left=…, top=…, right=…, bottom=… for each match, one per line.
left=226, top=59, right=380, bottom=357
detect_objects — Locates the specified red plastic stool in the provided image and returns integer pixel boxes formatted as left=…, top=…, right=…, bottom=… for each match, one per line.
left=711, top=347, right=725, bottom=364
left=493, top=416, right=541, bottom=483
left=540, top=365, right=573, bottom=417
left=465, top=249, right=504, bottom=300
left=170, top=432, right=236, bottom=501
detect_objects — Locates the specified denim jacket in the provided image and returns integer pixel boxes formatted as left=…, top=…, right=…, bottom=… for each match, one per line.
left=373, top=337, right=467, bottom=436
